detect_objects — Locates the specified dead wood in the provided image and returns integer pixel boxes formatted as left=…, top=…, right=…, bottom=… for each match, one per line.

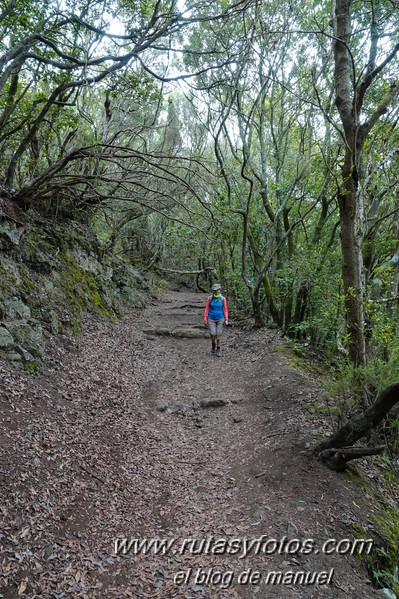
left=318, top=445, right=385, bottom=472
left=313, top=383, right=399, bottom=470
left=156, top=266, right=216, bottom=276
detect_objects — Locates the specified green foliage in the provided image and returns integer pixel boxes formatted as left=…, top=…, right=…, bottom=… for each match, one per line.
left=23, top=359, right=41, bottom=374
left=367, top=304, right=399, bottom=361
left=370, top=471, right=399, bottom=596
left=272, top=238, right=342, bottom=342
left=223, top=269, right=253, bottom=316
left=107, top=71, right=161, bottom=104
left=325, top=356, right=399, bottom=403
left=0, top=0, right=397, bottom=378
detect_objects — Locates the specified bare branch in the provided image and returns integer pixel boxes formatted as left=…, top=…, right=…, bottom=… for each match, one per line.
left=356, top=43, right=399, bottom=113
left=157, top=266, right=215, bottom=275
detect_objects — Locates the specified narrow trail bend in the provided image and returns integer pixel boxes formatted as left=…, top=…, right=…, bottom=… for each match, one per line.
left=0, top=291, right=382, bottom=599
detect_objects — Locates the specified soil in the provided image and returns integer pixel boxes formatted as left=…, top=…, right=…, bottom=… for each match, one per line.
left=0, top=290, right=385, bottom=599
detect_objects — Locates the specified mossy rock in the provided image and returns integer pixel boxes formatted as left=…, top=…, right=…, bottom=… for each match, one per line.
left=0, top=326, right=14, bottom=350
left=0, top=213, right=151, bottom=366
left=6, top=320, right=43, bottom=359
left=4, top=297, right=31, bottom=320
left=0, top=219, right=23, bottom=248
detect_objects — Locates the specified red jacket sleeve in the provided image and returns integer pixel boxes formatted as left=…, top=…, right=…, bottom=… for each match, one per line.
left=223, top=297, right=228, bottom=320
left=204, top=296, right=211, bottom=321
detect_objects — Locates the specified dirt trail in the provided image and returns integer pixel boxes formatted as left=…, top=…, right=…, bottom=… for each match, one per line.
left=0, top=291, right=382, bottom=599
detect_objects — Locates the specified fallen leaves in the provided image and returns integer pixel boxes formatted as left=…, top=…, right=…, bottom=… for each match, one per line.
left=18, top=578, right=27, bottom=595
left=0, top=294, right=382, bottom=599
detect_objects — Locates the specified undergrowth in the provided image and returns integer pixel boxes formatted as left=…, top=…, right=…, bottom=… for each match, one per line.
left=324, top=354, right=399, bottom=427
left=323, top=356, right=399, bottom=597
left=369, top=462, right=399, bottom=596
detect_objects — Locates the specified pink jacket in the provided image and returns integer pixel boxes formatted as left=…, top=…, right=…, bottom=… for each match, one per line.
left=204, top=295, right=229, bottom=322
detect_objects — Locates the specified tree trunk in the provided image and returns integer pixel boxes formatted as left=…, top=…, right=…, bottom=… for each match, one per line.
left=332, top=1, right=399, bottom=365
left=318, top=445, right=385, bottom=472
left=262, top=272, right=281, bottom=326
left=333, top=0, right=366, bottom=367
left=252, top=289, right=265, bottom=328
left=313, top=383, right=399, bottom=468
left=338, top=158, right=366, bottom=366
left=292, top=284, right=309, bottom=338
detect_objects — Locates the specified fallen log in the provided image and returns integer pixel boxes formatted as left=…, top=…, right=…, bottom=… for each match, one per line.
left=313, top=383, right=399, bottom=471
left=318, top=445, right=386, bottom=472
left=156, top=266, right=216, bottom=276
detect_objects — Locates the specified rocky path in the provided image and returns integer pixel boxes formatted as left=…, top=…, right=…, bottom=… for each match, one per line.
left=0, top=291, right=383, bottom=598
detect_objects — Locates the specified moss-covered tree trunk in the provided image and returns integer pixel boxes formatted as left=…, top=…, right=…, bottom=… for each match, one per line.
left=332, top=0, right=399, bottom=366
left=333, top=0, right=366, bottom=367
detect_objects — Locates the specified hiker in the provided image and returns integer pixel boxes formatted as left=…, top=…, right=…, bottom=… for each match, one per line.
left=203, top=284, right=229, bottom=357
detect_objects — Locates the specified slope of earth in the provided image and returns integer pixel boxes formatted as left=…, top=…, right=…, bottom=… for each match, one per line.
left=0, top=291, right=384, bottom=599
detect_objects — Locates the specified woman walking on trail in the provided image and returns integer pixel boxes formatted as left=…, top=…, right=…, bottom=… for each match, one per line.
left=203, top=284, right=229, bottom=357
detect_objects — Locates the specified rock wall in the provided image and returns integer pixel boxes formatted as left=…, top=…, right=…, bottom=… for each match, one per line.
left=0, top=209, right=151, bottom=369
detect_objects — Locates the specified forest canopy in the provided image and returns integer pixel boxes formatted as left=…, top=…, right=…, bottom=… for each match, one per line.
left=1, top=0, right=399, bottom=371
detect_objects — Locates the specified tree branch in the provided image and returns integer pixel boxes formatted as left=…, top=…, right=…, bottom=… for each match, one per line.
left=156, top=266, right=216, bottom=275
left=313, top=383, right=399, bottom=455
left=356, top=43, right=399, bottom=113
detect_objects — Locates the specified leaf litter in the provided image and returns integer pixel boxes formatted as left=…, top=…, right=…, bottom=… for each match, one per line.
left=0, top=291, right=385, bottom=598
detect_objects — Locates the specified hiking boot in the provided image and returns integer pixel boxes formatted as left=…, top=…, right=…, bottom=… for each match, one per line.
left=211, top=346, right=216, bottom=354
left=215, top=348, right=221, bottom=357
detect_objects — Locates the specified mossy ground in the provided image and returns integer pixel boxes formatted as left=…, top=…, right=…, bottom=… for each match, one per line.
left=273, top=339, right=330, bottom=377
